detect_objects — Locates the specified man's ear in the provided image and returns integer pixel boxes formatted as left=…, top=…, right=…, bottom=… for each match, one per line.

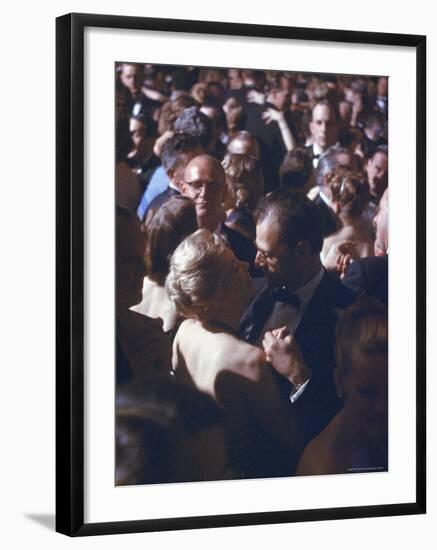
left=295, top=240, right=311, bottom=256
left=166, top=168, right=175, bottom=180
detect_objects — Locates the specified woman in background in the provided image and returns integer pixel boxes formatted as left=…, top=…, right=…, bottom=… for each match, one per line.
left=321, top=167, right=374, bottom=272
left=296, top=297, right=388, bottom=475
left=222, top=153, right=264, bottom=241
left=131, top=195, right=197, bottom=335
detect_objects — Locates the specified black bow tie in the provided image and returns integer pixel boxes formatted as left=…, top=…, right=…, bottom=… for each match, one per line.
left=239, top=286, right=301, bottom=344
left=271, top=287, right=301, bottom=310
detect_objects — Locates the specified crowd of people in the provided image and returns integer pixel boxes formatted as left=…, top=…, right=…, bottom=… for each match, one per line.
left=115, top=62, right=389, bottom=484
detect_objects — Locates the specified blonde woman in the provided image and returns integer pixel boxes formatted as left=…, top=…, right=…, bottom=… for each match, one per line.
left=166, top=229, right=300, bottom=478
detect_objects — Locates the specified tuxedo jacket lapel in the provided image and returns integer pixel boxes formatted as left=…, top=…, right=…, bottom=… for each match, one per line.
left=239, top=278, right=273, bottom=344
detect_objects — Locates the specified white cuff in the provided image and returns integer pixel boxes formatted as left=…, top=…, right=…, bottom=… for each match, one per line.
left=289, top=378, right=311, bottom=404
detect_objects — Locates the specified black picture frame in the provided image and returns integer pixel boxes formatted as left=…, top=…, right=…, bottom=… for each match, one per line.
left=56, top=12, right=426, bottom=537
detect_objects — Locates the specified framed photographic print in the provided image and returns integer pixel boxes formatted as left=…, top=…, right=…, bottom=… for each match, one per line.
left=56, top=12, right=426, bottom=536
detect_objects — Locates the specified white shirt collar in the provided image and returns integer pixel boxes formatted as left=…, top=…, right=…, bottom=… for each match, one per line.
left=313, top=143, right=324, bottom=157
left=319, top=189, right=335, bottom=210
left=168, top=180, right=180, bottom=192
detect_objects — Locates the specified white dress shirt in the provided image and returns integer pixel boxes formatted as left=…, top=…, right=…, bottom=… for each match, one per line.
left=312, top=143, right=325, bottom=168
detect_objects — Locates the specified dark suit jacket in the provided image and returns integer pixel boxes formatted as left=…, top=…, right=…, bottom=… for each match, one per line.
left=244, top=103, right=296, bottom=193
left=221, top=223, right=262, bottom=278
left=343, top=255, right=388, bottom=306
left=240, top=271, right=356, bottom=449
left=313, top=193, right=340, bottom=237
left=144, top=186, right=179, bottom=220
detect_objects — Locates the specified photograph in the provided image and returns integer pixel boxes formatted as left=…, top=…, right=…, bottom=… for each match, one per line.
left=114, top=62, right=390, bottom=486
left=56, top=13, right=425, bottom=535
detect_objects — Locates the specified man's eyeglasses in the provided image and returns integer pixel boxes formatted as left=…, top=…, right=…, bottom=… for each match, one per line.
left=255, top=242, right=291, bottom=262
left=185, top=180, right=223, bottom=193
left=255, top=247, right=277, bottom=261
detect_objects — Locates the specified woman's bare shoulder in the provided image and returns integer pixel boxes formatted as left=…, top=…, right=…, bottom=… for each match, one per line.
left=175, top=318, right=199, bottom=336
left=216, top=337, right=266, bottom=379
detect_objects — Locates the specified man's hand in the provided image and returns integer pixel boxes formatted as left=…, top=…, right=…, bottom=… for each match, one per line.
left=246, top=89, right=265, bottom=105
left=261, top=107, right=284, bottom=125
left=262, top=326, right=311, bottom=388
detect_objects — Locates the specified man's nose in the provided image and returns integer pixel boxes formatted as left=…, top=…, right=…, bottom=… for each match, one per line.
left=255, top=251, right=264, bottom=268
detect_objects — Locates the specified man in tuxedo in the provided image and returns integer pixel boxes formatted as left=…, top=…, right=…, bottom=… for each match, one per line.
left=306, top=100, right=338, bottom=167
left=244, top=79, right=296, bottom=193
left=118, top=63, right=160, bottom=119
left=366, top=145, right=388, bottom=205
left=311, top=146, right=360, bottom=237
left=239, top=189, right=356, bottom=454
left=181, top=155, right=259, bottom=274
left=343, top=188, right=389, bottom=305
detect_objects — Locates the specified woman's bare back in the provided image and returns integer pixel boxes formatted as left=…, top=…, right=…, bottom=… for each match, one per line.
left=173, top=319, right=301, bottom=477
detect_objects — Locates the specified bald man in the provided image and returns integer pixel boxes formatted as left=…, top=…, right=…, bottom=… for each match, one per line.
left=181, top=155, right=259, bottom=275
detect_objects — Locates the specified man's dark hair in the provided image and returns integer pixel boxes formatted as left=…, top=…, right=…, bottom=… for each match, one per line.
left=171, top=68, right=193, bottom=92
left=130, top=113, right=157, bottom=139
left=255, top=188, right=323, bottom=254
left=160, top=133, right=201, bottom=173
left=311, top=98, right=338, bottom=122
left=361, top=110, right=386, bottom=130
left=350, top=77, right=368, bottom=96
left=174, top=106, right=213, bottom=148
left=365, top=143, right=388, bottom=162
left=279, top=148, right=313, bottom=189
left=201, top=100, right=227, bottom=132
left=116, top=379, right=223, bottom=485
left=144, top=196, right=198, bottom=286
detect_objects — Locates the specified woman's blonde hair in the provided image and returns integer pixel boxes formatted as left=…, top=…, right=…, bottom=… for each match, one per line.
left=165, top=229, right=231, bottom=320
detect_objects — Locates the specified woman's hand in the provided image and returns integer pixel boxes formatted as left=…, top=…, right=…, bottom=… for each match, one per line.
left=335, top=240, right=359, bottom=277
left=262, top=326, right=310, bottom=388
left=153, top=130, right=174, bottom=157
left=323, top=240, right=359, bottom=277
